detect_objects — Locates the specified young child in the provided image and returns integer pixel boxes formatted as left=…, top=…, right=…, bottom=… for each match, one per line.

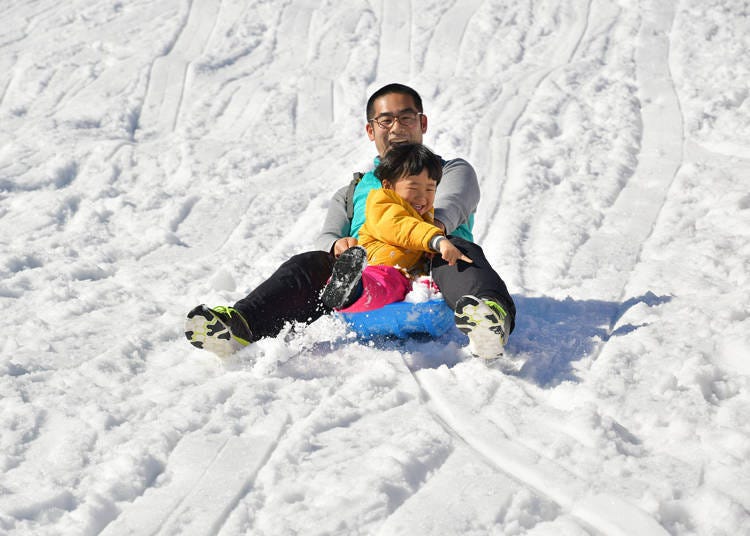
left=322, top=143, right=471, bottom=312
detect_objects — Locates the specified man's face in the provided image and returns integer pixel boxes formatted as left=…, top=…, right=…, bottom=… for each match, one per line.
left=383, top=169, right=437, bottom=216
left=366, top=93, right=428, bottom=157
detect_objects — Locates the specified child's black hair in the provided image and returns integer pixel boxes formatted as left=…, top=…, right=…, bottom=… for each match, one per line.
left=375, top=143, right=443, bottom=185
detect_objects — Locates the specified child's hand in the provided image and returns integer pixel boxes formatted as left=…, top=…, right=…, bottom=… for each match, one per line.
left=439, top=239, right=473, bottom=266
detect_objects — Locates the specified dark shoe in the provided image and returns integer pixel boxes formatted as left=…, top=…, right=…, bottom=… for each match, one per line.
left=321, top=246, right=367, bottom=309
left=185, top=305, right=252, bottom=358
left=454, top=295, right=510, bottom=360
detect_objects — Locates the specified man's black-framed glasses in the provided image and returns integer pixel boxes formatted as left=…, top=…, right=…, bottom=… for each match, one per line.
left=369, top=111, right=423, bottom=129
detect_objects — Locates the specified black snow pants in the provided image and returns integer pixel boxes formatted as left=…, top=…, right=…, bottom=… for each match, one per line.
left=431, top=236, right=516, bottom=333
left=233, top=238, right=515, bottom=342
left=233, top=251, right=335, bottom=342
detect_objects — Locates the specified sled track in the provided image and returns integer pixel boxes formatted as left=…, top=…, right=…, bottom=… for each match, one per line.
left=0, top=55, right=15, bottom=109
left=574, top=0, right=685, bottom=343
left=422, top=0, right=484, bottom=82
left=101, top=411, right=290, bottom=536
left=377, top=0, right=412, bottom=81
left=475, top=0, right=594, bottom=251
left=138, top=0, right=222, bottom=136
left=399, top=359, right=669, bottom=535
left=613, top=0, right=685, bottom=289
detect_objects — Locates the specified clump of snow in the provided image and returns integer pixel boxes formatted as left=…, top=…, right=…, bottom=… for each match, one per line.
left=403, top=275, right=443, bottom=303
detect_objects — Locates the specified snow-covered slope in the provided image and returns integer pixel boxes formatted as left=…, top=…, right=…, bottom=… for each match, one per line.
left=1, top=0, right=749, bottom=534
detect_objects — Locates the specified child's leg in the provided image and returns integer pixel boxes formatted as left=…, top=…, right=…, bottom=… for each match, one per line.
left=338, top=265, right=411, bottom=313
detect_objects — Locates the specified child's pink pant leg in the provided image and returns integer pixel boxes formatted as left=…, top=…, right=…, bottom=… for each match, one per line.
left=338, top=265, right=411, bottom=313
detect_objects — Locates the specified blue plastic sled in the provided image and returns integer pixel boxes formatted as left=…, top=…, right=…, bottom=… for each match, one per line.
left=338, top=298, right=454, bottom=339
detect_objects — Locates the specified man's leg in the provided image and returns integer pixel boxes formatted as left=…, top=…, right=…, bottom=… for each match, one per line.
left=233, top=251, right=335, bottom=341
left=186, top=251, right=335, bottom=357
left=431, top=237, right=515, bottom=360
left=431, top=237, right=516, bottom=332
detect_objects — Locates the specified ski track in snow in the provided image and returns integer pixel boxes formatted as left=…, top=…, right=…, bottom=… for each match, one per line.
left=1, top=0, right=749, bottom=534
left=565, top=0, right=684, bottom=302
left=421, top=0, right=484, bottom=83
left=474, top=0, right=594, bottom=250
left=138, top=0, right=222, bottom=136
left=410, top=366, right=669, bottom=536
left=378, top=0, right=412, bottom=82
left=572, top=0, right=686, bottom=375
left=102, top=411, right=289, bottom=536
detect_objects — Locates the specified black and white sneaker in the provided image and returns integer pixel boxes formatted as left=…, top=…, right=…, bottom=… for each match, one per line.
left=454, top=295, right=510, bottom=360
left=322, top=246, right=367, bottom=310
left=185, top=305, right=252, bottom=358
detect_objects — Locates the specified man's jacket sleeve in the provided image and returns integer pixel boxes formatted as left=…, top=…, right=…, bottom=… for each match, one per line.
left=314, top=184, right=350, bottom=252
left=434, top=158, right=479, bottom=234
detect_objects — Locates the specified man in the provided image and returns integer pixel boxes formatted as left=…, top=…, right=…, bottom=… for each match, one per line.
left=185, top=83, right=516, bottom=360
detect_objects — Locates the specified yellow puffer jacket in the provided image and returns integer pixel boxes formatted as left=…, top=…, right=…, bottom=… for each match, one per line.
left=358, top=188, right=443, bottom=275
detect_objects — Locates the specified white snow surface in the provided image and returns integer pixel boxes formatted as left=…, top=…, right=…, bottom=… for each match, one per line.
left=1, top=0, right=749, bottom=534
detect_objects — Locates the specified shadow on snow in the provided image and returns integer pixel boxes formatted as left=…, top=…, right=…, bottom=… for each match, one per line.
left=277, top=291, right=671, bottom=388
left=397, top=291, right=671, bottom=387
left=508, top=291, right=671, bottom=386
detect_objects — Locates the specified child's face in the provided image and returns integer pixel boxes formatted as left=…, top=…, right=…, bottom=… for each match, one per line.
left=383, top=169, right=437, bottom=216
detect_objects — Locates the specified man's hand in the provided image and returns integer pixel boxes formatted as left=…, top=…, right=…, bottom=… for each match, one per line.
left=439, top=239, right=472, bottom=266
left=333, top=237, right=358, bottom=257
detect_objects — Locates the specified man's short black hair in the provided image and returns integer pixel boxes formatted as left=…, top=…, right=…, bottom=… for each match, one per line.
left=366, top=83, right=424, bottom=120
left=375, top=143, right=442, bottom=185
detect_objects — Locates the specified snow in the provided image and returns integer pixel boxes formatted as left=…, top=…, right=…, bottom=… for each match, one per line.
left=1, top=0, right=749, bottom=534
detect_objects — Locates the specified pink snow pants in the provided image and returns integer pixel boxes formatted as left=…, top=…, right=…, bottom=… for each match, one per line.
left=337, top=265, right=412, bottom=313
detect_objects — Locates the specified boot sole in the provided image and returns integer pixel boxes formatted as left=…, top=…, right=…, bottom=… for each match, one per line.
left=185, top=305, right=245, bottom=359
left=322, top=247, right=367, bottom=309
left=454, top=295, right=507, bottom=360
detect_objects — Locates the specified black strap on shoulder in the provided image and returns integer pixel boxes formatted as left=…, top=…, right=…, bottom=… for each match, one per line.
left=345, top=172, right=364, bottom=219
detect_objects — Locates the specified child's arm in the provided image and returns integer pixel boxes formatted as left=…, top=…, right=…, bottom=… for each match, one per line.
left=366, top=191, right=442, bottom=251
left=430, top=236, right=473, bottom=266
